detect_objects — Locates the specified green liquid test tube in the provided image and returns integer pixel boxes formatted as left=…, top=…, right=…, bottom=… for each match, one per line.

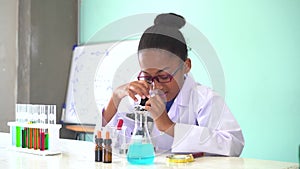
left=16, top=126, right=21, bottom=147
left=45, top=133, right=48, bottom=150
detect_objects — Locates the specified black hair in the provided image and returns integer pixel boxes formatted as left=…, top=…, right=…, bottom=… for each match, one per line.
left=138, top=13, right=187, bottom=61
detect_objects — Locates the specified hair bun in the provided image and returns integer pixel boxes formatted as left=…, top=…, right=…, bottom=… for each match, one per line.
left=154, top=13, right=186, bottom=29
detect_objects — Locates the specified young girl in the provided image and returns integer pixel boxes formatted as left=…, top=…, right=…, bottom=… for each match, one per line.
left=102, top=13, right=244, bottom=156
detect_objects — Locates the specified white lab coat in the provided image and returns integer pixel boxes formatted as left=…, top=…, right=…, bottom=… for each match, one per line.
left=106, top=75, right=244, bottom=157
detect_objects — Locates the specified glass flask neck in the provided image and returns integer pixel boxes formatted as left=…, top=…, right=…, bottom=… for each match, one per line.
left=131, top=106, right=151, bottom=144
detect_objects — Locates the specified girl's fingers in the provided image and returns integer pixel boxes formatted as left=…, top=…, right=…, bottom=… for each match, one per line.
left=128, top=91, right=138, bottom=102
left=145, top=96, right=166, bottom=120
left=138, top=81, right=151, bottom=98
left=126, top=81, right=150, bottom=101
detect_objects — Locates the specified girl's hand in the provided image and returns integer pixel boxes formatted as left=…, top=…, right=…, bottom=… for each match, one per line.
left=103, top=80, right=150, bottom=125
left=145, top=93, right=166, bottom=120
left=145, top=92, right=174, bottom=133
left=113, top=80, right=150, bottom=103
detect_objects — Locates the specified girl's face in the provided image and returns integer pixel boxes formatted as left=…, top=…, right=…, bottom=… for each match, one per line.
left=138, top=49, right=190, bottom=101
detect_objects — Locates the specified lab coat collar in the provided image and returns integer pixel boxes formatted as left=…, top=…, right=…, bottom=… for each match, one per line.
left=174, top=75, right=197, bottom=107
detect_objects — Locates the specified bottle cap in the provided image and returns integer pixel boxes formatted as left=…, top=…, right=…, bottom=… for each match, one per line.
left=104, top=131, right=112, bottom=145
left=95, top=130, right=103, bottom=144
left=97, top=130, right=101, bottom=138
left=104, top=139, right=112, bottom=145
left=105, top=131, right=110, bottom=139
left=116, top=119, right=123, bottom=130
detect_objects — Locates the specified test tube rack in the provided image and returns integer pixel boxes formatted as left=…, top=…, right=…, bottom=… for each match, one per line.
left=7, top=122, right=62, bottom=156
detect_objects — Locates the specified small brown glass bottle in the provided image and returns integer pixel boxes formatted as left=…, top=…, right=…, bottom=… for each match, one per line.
left=103, top=131, right=112, bottom=163
left=95, top=131, right=103, bottom=162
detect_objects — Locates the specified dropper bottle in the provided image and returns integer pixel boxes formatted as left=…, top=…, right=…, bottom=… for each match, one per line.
left=103, top=131, right=112, bottom=163
left=116, top=119, right=127, bottom=154
left=95, top=130, right=103, bottom=162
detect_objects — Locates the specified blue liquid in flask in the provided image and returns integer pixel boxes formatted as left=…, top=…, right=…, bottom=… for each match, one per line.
left=127, top=143, right=155, bottom=165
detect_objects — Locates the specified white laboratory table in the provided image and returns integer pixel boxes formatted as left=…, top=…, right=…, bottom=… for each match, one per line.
left=0, top=132, right=298, bottom=169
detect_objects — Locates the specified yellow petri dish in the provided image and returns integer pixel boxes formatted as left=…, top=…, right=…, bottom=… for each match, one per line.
left=166, top=154, right=194, bottom=163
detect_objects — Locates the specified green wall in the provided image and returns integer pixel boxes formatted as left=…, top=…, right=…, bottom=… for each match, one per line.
left=80, top=0, right=300, bottom=163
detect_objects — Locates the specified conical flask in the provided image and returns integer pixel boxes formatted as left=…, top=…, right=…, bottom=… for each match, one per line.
left=127, top=100, right=155, bottom=165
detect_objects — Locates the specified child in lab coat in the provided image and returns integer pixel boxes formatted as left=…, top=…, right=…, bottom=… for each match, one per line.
left=102, top=13, right=244, bottom=156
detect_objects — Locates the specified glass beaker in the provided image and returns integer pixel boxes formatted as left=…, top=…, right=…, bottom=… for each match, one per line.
left=127, top=106, right=155, bottom=165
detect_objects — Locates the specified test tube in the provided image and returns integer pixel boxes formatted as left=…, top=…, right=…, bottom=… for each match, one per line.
left=40, top=129, right=45, bottom=151
left=16, top=126, right=21, bottom=147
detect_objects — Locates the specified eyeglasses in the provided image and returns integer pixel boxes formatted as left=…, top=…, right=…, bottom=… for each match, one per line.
left=137, top=62, right=184, bottom=84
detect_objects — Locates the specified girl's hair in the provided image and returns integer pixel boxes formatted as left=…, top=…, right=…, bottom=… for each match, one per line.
left=138, top=13, right=187, bottom=61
